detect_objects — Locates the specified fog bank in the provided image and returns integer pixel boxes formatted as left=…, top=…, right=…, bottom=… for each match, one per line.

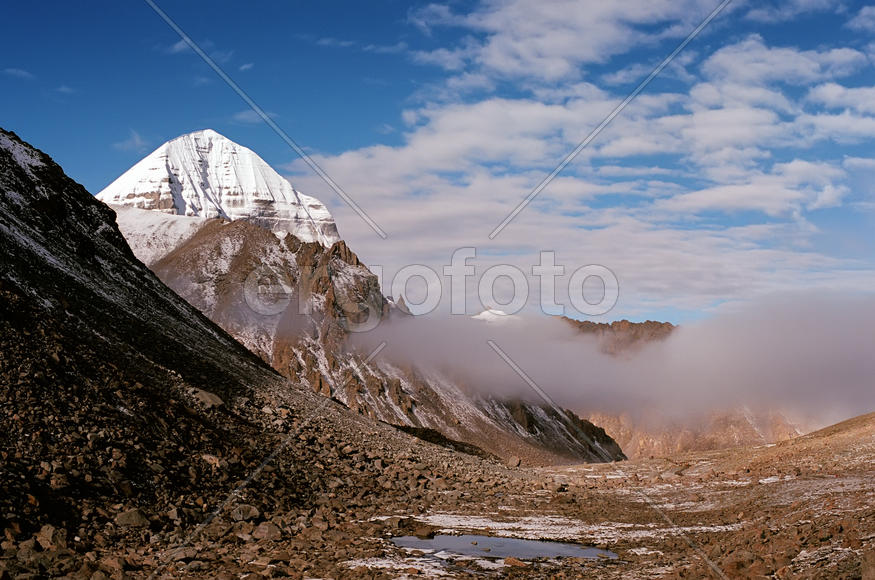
left=350, top=293, right=875, bottom=429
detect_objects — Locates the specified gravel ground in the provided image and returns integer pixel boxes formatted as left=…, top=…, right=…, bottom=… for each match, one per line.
left=9, top=407, right=867, bottom=579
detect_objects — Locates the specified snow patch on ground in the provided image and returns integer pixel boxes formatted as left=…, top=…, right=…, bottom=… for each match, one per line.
left=344, top=556, right=451, bottom=577
left=416, top=512, right=743, bottom=544
left=629, top=547, right=664, bottom=556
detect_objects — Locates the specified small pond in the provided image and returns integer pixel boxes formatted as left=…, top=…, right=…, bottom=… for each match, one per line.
left=391, top=534, right=617, bottom=560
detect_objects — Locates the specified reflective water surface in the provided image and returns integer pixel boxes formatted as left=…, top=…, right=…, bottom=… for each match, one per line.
left=391, top=534, right=618, bottom=560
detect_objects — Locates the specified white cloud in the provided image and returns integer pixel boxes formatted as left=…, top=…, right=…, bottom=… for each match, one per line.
left=306, top=36, right=408, bottom=55
left=166, top=39, right=193, bottom=54
left=407, top=3, right=461, bottom=36
left=55, top=85, right=75, bottom=94
left=798, top=111, right=875, bottom=143
left=410, top=0, right=720, bottom=82
left=596, top=165, right=680, bottom=178
left=231, top=109, right=278, bottom=124
left=317, top=37, right=356, bottom=48
left=601, top=54, right=697, bottom=86
left=112, top=129, right=148, bottom=153
left=654, top=161, right=846, bottom=216
left=846, top=5, right=875, bottom=31
left=679, top=107, right=786, bottom=151
left=702, top=35, right=866, bottom=86
left=363, top=41, right=409, bottom=54
left=807, top=82, right=875, bottom=115
left=281, top=96, right=861, bottom=314
left=689, top=81, right=796, bottom=113
left=843, top=157, right=875, bottom=171
left=2, top=67, right=35, bottom=80
left=209, top=49, right=234, bottom=64
left=412, top=43, right=477, bottom=71
left=239, top=62, right=254, bottom=71
left=165, top=38, right=233, bottom=63
left=376, top=123, right=396, bottom=135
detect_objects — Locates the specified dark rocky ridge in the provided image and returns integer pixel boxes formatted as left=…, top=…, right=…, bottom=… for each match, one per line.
left=0, top=127, right=313, bottom=573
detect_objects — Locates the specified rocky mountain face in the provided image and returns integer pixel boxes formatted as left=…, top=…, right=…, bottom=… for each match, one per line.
left=101, top=131, right=624, bottom=465
left=563, top=317, right=803, bottom=458
left=96, top=129, right=339, bottom=246
left=1, top=127, right=598, bottom=578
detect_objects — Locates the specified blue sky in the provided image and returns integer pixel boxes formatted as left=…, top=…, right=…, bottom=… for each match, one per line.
left=1, top=1, right=434, bottom=188
left=3, top=0, right=875, bottom=322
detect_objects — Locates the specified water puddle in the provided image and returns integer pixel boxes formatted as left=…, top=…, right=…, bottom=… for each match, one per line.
left=391, top=534, right=617, bottom=560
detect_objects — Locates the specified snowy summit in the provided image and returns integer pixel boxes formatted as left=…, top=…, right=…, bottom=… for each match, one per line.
left=472, top=308, right=511, bottom=322
left=96, top=129, right=339, bottom=245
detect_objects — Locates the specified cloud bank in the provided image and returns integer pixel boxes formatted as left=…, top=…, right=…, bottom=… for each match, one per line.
left=351, top=293, right=875, bottom=429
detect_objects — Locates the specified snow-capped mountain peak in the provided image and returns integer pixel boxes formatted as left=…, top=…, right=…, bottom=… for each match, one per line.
left=472, top=308, right=512, bottom=322
left=96, top=129, right=339, bottom=246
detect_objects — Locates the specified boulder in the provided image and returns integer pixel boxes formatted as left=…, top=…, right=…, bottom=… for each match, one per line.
left=115, top=508, right=150, bottom=528
left=193, top=389, right=224, bottom=408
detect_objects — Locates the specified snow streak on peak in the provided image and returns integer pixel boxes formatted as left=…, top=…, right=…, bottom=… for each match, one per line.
left=96, top=129, right=339, bottom=246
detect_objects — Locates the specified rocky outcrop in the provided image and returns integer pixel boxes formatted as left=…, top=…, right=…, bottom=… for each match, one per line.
left=563, top=317, right=675, bottom=354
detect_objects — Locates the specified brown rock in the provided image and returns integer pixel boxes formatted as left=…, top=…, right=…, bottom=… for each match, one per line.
left=193, top=389, right=224, bottom=408
left=412, top=525, right=435, bottom=539
left=170, top=547, right=198, bottom=561
left=504, top=557, right=528, bottom=567
left=35, top=524, right=66, bottom=550
left=231, top=504, right=260, bottom=522
left=253, top=522, right=282, bottom=541
left=115, top=508, right=149, bottom=527
left=99, top=555, right=125, bottom=572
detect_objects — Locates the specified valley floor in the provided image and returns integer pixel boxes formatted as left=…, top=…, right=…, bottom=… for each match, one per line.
left=93, top=412, right=874, bottom=579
